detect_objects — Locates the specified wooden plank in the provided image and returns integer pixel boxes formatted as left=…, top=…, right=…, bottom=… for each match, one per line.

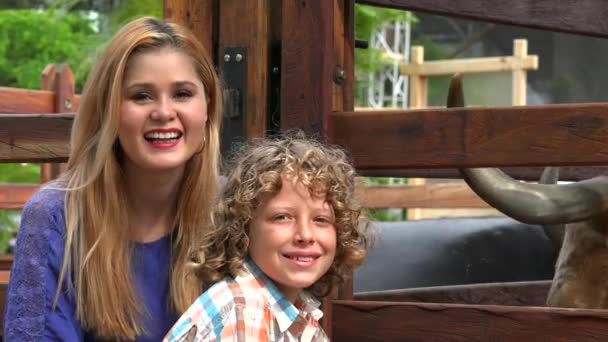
left=0, top=184, right=39, bottom=210
left=0, top=114, right=73, bottom=163
left=332, top=104, right=608, bottom=169
left=0, top=87, right=54, bottom=113
left=281, top=0, right=334, bottom=138
left=356, top=0, right=608, bottom=38
left=333, top=299, right=608, bottom=341
left=163, top=0, right=217, bottom=59
left=354, top=281, right=551, bottom=307
left=357, top=166, right=608, bottom=182
left=0, top=256, right=13, bottom=271
left=356, top=183, right=488, bottom=208
left=40, top=64, right=74, bottom=182
left=512, top=39, right=529, bottom=106
left=401, top=55, right=538, bottom=77
left=218, top=0, right=269, bottom=141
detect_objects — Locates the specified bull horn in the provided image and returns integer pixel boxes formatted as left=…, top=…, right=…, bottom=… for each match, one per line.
left=539, top=167, right=565, bottom=247
left=461, top=168, right=608, bottom=224
left=448, top=75, right=608, bottom=225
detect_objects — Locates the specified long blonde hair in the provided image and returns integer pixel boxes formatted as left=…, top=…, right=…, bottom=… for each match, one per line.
left=56, top=17, right=221, bottom=339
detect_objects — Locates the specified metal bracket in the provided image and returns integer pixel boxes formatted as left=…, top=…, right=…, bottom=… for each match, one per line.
left=221, top=46, right=246, bottom=155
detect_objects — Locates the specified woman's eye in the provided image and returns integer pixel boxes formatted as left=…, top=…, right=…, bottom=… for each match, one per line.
left=130, top=93, right=152, bottom=102
left=175, top=90, right=193, bottom=100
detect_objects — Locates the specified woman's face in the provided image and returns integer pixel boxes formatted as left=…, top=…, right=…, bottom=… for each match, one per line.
left=118, top=47, right=208, bottom=175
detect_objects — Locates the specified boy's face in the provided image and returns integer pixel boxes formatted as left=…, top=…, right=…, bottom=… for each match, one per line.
left=248, top=174, right=337, bottom=303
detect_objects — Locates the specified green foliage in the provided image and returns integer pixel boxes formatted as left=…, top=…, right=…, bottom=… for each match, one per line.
left=0, top=164, right=39, bottom=254
left=354, top=4, right=416, bottom=75
left=364, top=177, right=408, bottom=221
left=109, top=0, right=162, bottom=29
left=0, top=9, right=95, bottom=90
left=0, top=163, right=40, bottom=183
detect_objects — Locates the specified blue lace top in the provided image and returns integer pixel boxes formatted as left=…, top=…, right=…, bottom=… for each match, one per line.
left=3, top=186, right=178, bottom=341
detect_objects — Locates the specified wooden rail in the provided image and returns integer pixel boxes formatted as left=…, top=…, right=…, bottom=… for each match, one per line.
left=356, top=0, right=608, bottom=38
left=333, top=299, right=608, bottom=341
left=0, top=184, right=39, bottom=210
left=332, top=104, right=608, bottom=169
left=356, top=183, right=488, bottom=208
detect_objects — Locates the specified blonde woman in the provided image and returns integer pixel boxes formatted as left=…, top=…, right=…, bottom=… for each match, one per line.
left=4, top=17, right=221, bottom=341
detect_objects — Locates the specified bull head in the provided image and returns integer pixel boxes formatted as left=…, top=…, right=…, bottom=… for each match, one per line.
left=452, top=75, right=608, bottom=308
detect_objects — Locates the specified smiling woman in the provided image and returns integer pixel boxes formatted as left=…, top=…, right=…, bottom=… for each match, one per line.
left=3, top=17, right=222, bottom=341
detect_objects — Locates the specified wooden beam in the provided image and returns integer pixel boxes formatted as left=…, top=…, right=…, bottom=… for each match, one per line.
left=401, top=55, right=538, bottom=77
left=281, top=0, right=334, bottom=138
left=356, top=0, right=608, bottom=38
left=0, top=114, right=73, bottom=163
left=0, top=88, right=54, bottom=113
left=356, top=183, right=488, bottom=208
left=218, top=0, right=269, bottom=142
left=333, top=299, right=608, bottom=341
left=0, top=184, right=39, bottom=209
left=357, top=166, right=608, bottom=182
left=332, top=104, right=608, bottom=169
left=163, top=0, right=217, bottom=59
left=354, top=280, right=551, bottom=307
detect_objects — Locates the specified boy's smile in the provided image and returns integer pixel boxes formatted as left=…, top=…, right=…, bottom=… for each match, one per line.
left=248, top=174, right=337, bottom=302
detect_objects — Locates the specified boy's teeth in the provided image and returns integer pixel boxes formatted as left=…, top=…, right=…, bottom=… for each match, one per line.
left=290, top=256, right=314, bottom=261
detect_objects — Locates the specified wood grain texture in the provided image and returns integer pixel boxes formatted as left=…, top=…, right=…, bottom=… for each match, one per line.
left=357, top=166, right=608, bottom=182
left=218, top=0, right=269, bottom=140
left=281, top=0, right=334, bottom=138
left=0, top=88, right=54, bottom=113
left=356, top=183, right=488, bottom=208
left=164, top=0, right=217, bottom=57
left=0, top=114, right=73, bottom=162
left=333, top=104, right=608, bottom=169
left=356, top=0, right=608, bottom=38
left=0, top=184, right=39, bottom=210
left=333, top=299, right=608, bottom=341
left=354, top=281, right=551, bottom=307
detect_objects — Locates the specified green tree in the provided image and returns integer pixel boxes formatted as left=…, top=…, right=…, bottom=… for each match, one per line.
left=0, top=9, right=95, bottom=90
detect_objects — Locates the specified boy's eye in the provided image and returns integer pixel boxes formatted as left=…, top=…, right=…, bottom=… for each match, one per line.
left=314, top=216, right=333, bottom=225
left=272, top=214, right=291, bottom=222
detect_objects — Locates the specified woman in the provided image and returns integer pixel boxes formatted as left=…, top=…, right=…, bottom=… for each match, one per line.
left=4, top=16, right=221, bottom=341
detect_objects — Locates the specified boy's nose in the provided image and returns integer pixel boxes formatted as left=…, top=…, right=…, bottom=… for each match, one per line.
left=295, top=221, right=314, bottom=244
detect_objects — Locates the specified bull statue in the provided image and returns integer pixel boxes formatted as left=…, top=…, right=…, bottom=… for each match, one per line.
left=451, top=76, right=608, bottom=309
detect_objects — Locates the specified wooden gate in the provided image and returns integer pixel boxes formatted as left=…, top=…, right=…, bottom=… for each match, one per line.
left=161, top=1, right=608, bottom=340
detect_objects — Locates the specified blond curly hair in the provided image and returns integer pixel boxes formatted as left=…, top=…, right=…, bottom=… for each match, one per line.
left=192, top=134, right=372, bottom=297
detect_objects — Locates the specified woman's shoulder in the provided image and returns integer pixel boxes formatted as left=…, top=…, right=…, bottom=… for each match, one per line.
left=26, top=182, right=66, bottom=209
left=20, top=182, right=67, bottom=235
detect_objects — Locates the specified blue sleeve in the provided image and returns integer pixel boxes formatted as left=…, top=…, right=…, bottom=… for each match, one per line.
left=4, top=189, right=84, bottom=341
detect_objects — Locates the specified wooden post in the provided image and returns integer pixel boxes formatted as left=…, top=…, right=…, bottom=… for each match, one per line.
left=406, top=46, right=427, bottom=220
left=218, top=0, right=270, bottom=141
left=280, top=0, right=334, bottom=139
left=163, top=0, right=217, bottom=61
left=40, top=64, right=73, bottom=183
left=407, top=46, right=427, bottom=108
left=512, top=39, right=527, bottom=106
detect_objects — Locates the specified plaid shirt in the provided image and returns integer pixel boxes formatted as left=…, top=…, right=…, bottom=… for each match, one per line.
left=163, top=259, right=329, bottom=342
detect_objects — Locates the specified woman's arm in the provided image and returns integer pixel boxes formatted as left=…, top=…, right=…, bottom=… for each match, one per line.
left=3, top=189, right=84, bottom=341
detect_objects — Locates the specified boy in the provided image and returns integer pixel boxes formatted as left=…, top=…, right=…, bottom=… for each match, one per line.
left=164, top=135, right=372, bottom=341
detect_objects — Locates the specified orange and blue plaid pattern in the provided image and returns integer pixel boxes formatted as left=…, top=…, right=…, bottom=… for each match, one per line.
left=163, top=259, right=329, bottom=341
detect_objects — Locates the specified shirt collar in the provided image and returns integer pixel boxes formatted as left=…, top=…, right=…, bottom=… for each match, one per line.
left=240, top=258, right=324, bottom=333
